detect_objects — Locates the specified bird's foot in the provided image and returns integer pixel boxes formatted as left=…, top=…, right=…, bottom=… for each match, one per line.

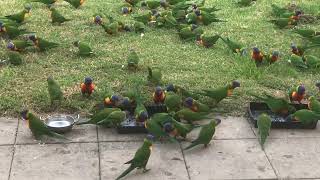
left=143, top=168, right=150, bottom=173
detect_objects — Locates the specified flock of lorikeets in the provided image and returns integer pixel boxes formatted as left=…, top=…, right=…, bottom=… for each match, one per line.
left=1, top=0, right=320, bottom=179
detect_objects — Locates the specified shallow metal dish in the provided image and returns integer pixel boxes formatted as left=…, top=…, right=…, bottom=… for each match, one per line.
left=44, top=114, right=79, bottom=133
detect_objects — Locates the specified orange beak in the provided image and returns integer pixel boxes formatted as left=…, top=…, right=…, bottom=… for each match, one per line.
left=104, top=97, right=111, bottom=104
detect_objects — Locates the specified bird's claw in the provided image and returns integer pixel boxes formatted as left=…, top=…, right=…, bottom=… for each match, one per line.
left=143, top=169, right=150, bottom=173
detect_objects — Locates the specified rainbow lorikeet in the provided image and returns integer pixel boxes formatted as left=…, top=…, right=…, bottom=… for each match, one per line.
left=64, top=0, right=85, bottom=8
left=0, top=19, right=21, bottom=28
left=251, top=47, right=264, bottom=64
left=104, top=95, right=121, bottom=108
left=77, top=108, right=121, bottom=125
left=164, top=91, right=182, bottom=112
left=220, top=36, right=247, bottom=55
left=21, top=110, right=67, bottom=140
left=80, top=77, right=95, bottom=96
left=170, top=118, right=195, bottom=139
left=193, top=9, right=225, bottom=25
left=0, top=23, right=32, bottom=39
left=27, top=0, right=57, bottom=5
left=28, top=34, right=59, bottom=52
left=196, top=80, right=241, bottom=106
left=288, top=109, right=320, bottom=126
left=304, top=55, right=320, bottom=69
left=47, top=76, right=63, bottom=106
left=147, top=67, right=162, bottom=85
left=121, top=6, right=133, bottom=15
left=177, top=24, right=203, bottom=41
left=115, top=139, right=153, bottom=180
left=269, top=18, right=296, bottom=29
left=127, top=49, right=139, bottom=69
left=184, top=97, right=210, bottom=113
left=174, top=108, right=209, bottom=123
left=97, top=111, right=126, bottom=127
left=308, top=96, right=320, bottom=114
left=73, top=40, right=93, bottom=56
left=257, top=114, right=271, bottom=150
left=3, top=5, right=31, bottom=23
left=153, top=86, right=166, bottom=104
left=7, top=40, right=33, bottom=52
left=49, top=6, right=71, bottom=24
left=248, top=92, right=296, bottom=116
left=102, top=22, right=119, bottom=35
left=291, top=43, right=320, bottom=56
left=93, top=15, right=103, bottom=25
left=184, top=120, right=216, bottom=150
left=145, top=116, right=177, bottom=142
left=7, top=51, right=23, bottom=66
left=265, top=50, right=280, bottom=64
left=293, top=29, right=320, bottom=39
left=166, top=84, right=199, bottom=100
left=198, top=34, right=220, bottom=48
left=288, top=54, right=308, bottom=69
left=135, top=102, right=149, bottom=122
left=288, top=85, right=306, bottom=103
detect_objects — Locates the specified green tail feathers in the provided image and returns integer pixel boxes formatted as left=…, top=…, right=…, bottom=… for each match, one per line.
left=116, top=164, right=135, bottom=180
left=184, top=140, right=199, bottom=150
left=49, top=131, right=70, bottom=140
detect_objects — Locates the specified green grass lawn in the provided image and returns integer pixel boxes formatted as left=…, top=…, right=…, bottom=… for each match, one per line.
left=0, top=0, right=320, bottom=116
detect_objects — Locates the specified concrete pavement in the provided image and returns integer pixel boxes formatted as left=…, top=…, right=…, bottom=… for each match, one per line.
left=1, top=116, right=320, bottom=180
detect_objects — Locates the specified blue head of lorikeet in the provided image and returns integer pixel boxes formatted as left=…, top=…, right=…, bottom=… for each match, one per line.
left=122, top=7, right=130, bottom=15
left=195, top=9, right=201, bottom=16
left=231, top=80, right=241, bottom=89
left=163, top=122, right=174, bottom=133
left=155, top=86, right=163, bottom=96
left=297, top=85, right=306, bottom=95
left=139, top=111, right=149, bottom=121
left=84, top=77, right=93, bottom=85
left=105, top=95, right=120, bottom=105
left=184, top=97, right=194, bottom=108
left=272, top=50, right=279, bottom=57
left=122, top=98, right=130, bottom=106
left=253, top=47, right=260, bottom=53
left=7, top=42, right=15, bottom=50
left=166, top=84, right=175, bottom=92
left=94, top=15, right=102, bottom=25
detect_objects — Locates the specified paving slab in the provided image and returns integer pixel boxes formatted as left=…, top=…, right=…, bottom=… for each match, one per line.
left=100, top=142, right=189, bottom=180
left=252, top=125, right=320, bottom=139
left=265, top=138, right=320, bottom=179
left=186, top=116, right=255, bottom=141
left=16, top=119, right=97, bottom=144
left=0, top=146, right=14, bottom=180
left=183, top=139, right=277, bottom=180
left=0, top=117, right=18, bottom=145
left=10, top=143, right=99, bottom=180
left=98, top=127, right=145, bottom=142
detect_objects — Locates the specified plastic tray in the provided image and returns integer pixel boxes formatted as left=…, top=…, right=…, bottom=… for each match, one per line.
left=117, top=116, right=147, bottom=134
left=248, top=102, right=318, bottom=129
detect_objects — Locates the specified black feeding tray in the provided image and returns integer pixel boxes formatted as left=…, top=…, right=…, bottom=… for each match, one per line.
left=117, top=104, right=168, bottom=134
left=117, top=115, right=147, bottom=134
left=248, top=102, right=318, bottom=129
left=145, top=103, right=168, bottom=116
